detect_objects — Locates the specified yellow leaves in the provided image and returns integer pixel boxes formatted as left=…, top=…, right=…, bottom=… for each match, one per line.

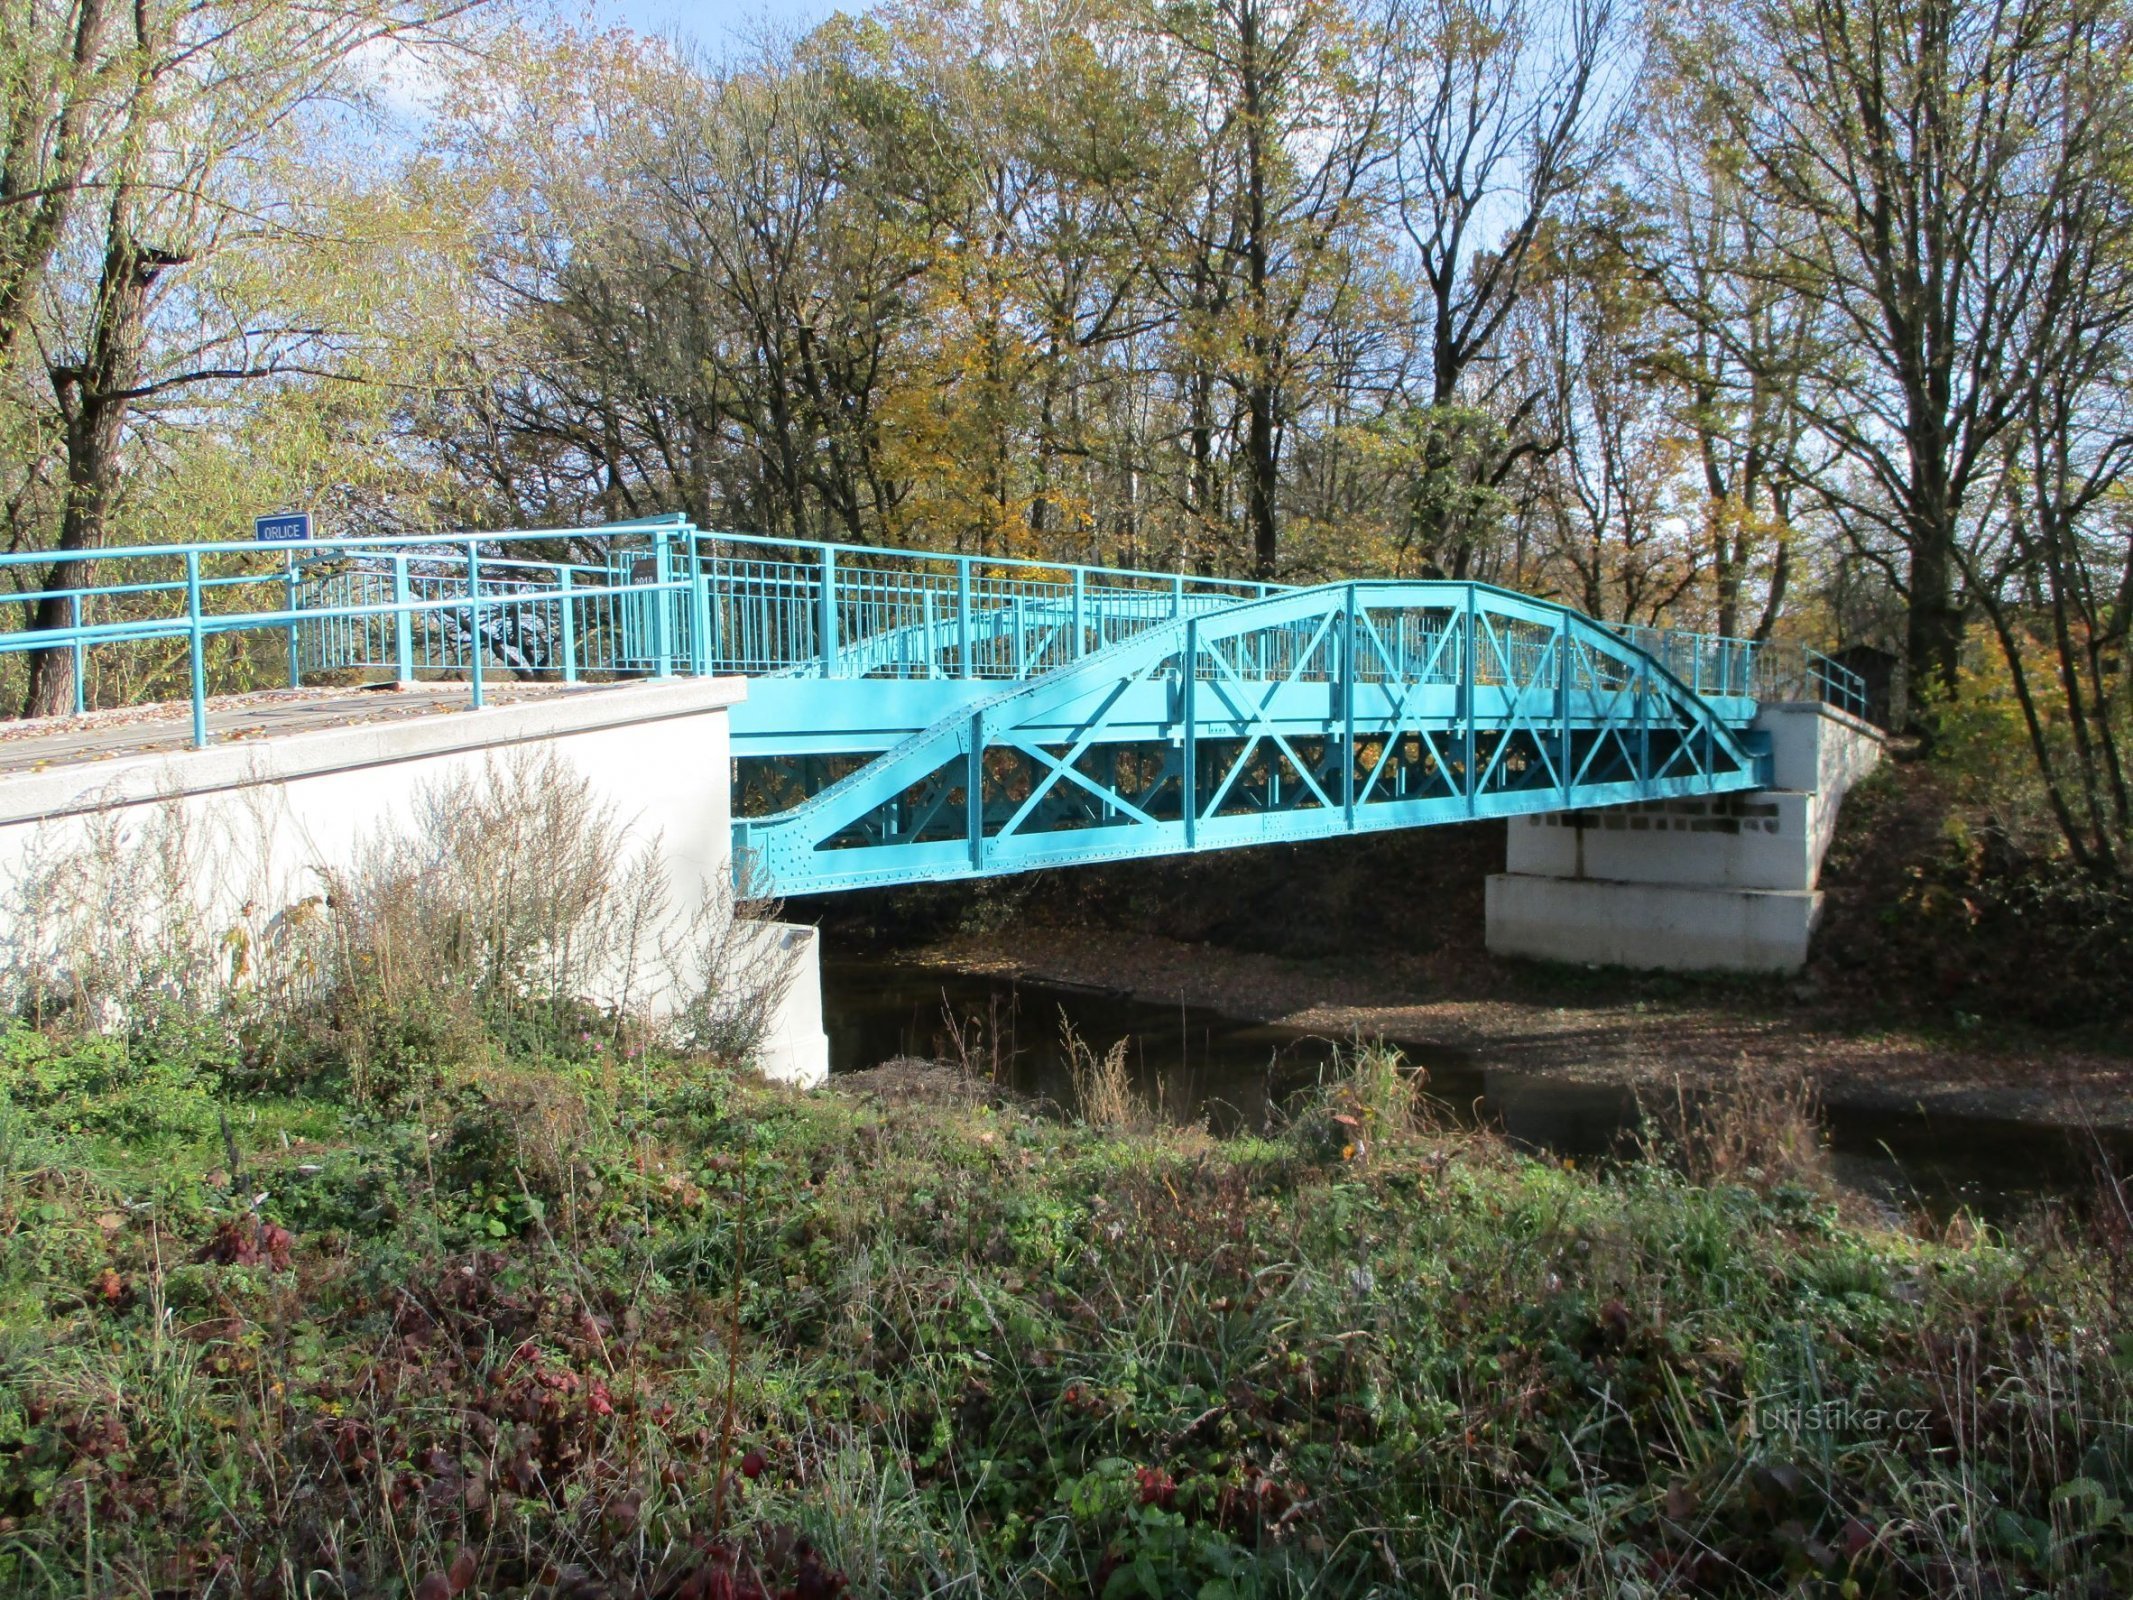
left=223, top=924, right=253, bottom=986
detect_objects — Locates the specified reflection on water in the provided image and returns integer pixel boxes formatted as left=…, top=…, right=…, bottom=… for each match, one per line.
left=821, top=951, right=2130, bottom=1220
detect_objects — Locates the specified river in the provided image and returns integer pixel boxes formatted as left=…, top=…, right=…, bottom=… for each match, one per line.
left=822, top=948, right=2129, bottom=1221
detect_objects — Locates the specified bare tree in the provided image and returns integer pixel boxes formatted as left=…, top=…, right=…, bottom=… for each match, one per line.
left=1388, top=0, right=1620, bottom=576
left=1141, top=0, right=1396, bottom=577
left=1515, top=233, right=1702, bottom=624
left=1964, top=132, right=2133, bottom=873
left=1627, top=49, right=1824, bottom=641
left=1682, top=0, right=2130, bottom=705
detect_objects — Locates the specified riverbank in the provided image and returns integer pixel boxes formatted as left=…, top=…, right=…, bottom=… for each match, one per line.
left=897, top=922, right=2133, bottom=1132
left=5, top=1022, right=2130, bottom=1597
left=798, top=758, right=2133, bottom=1139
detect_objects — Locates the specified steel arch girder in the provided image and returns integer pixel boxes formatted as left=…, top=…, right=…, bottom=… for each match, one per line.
left=731, top=581, right=1771, bottom=896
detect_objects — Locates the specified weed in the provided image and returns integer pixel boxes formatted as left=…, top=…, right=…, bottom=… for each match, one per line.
left=1059, top=1013, right=1149, bottom=1130
left=1282, top=1037, right=1422, bottom=1164
left=1637, top=1063, right=1834, bottom=1194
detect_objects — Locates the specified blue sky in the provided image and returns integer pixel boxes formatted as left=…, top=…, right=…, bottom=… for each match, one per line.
left=599, top=0, right=855, bottom=55
left=355, top=0, right=868, bottom=131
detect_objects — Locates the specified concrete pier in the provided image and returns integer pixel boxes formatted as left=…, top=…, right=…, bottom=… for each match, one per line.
left=1485, top=702, right=1885, bottom=973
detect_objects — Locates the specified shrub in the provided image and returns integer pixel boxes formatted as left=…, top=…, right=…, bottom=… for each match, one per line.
left=0, top=805, right=234, bottom=1035
left=1816, top=761, right=2133, bottom=1027
left=1636, top=1067, right=1833, bottom=1196
left=1283, top=1039, right=1422, bottom=1164
left=265, top=749, right=664, bottom=1106
left=0, top=1025, right=223, bottom=1147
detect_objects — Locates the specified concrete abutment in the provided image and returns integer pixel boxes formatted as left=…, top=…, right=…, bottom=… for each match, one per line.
left=1484, top=702, right=1886, bottom=974
left=0, top=679, right=830, bottom=1088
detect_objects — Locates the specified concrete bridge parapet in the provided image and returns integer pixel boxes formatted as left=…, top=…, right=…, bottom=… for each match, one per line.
left=1484, top=702, right=1886, bottom=974
left=0, top=679, right=830, bottom=1087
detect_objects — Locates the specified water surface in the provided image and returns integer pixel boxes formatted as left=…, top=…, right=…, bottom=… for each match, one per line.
left=821, top=951, right=2128, bottom=1220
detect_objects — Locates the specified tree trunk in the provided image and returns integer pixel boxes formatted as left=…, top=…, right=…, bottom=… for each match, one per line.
left=1238, top=0, right=1280, bottom=581
left=0, top=0, right=111, bottom=364
left=1188, top=359, right=1217, bottom=570
left=1905, top=528, right=1963, bottom=708
left=1754, top=528, right=1791, bottom=643
left=1246, top=381, right=1278, bottom=579
left=22, top=210, right=166, bottom=720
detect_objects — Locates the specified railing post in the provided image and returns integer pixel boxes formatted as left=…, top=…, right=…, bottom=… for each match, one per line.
left=69, top=592, right=85, bottom=716
left=921, top=587, right=937, bottom=678
left=818, top=546, right=838, bottom=677
left=1638, top=655, right=1653, bottom=791
left=1461, top=586, right=1477, bottom=816
left=1013, top=595, right=1027, bottom=679
left=1182, top=617, right=1199, bottom=849
left=967, top=709, right=987, bottom=871
left=185, top=551, right=207, bottom=750
left=957, top=556, right=973, bottom=676
left=689, top=542, right=712, bottom=677
left=707, top=540, right=726, bottom=669
left=1071, top=567, right=1086, bottom=659
left=652, top=527, right=674, bottom=679
left=465, top=539, right=484, bottom=710
left=393, top=555, right=414, bottom=687
left=1172, top=573, right=1185, bottom=619
left=558, top=567, right=578, bottom=684
left=1341, top=584, right=1357, bottom=827
left=284, top=555, right=302, bottom=689
left=1557, top=613, right=1573, bottom=805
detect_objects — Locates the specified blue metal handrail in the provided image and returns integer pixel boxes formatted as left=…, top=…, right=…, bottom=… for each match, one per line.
left=0, top=517, right=1860, bottom=751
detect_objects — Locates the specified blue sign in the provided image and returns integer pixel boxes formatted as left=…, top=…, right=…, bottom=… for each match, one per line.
left=255, top=510, right=313, bottom=543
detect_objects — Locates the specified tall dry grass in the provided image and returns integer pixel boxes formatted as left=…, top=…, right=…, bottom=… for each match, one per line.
left=0, top=747, right=798, bottom=1099
left=1637, top=1064, right=1834, bottom=1194
left=1058, top=1012, right=1151, bottom=1130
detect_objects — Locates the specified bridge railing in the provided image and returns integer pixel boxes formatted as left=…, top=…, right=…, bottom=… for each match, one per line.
left=0, top=522, right=1272, bottom=745
left=1608, top=621, right=1867, bottom=719
left=667, top=531, right=1268, bottom=680
left=0, top=528, right=678, bottom=747
left=0, top=516, right=1866, bottom=750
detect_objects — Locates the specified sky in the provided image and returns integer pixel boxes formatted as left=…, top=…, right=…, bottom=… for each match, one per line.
left=599, top=0, right=852, bottom=56
left=356, top=0, right=861, bottom=130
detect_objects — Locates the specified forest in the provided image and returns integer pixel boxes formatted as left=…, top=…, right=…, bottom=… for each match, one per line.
left=4, top=0, right=2133, bottom=870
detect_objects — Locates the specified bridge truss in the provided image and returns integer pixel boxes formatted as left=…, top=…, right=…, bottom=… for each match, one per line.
left=0, top=516, right=1862, bottom=898
left=733, top=581, right=1771, bottom=893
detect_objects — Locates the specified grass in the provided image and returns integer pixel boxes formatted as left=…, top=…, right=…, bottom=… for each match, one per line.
left=2, top=751, right=2127, bottom=1595
left=1637, top=1069, right=1835, bottom=1196
left=1059, top=1015, right=1150, bottom=1131
left=2, top=1019, right=2130, bottom=1598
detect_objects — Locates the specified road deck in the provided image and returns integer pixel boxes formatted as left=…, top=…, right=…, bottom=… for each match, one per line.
left=0, top=681, right=617, bottom=776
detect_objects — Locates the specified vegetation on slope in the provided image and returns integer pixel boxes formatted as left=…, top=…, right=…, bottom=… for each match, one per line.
left=2, top=1016, right=2130, bottom=1598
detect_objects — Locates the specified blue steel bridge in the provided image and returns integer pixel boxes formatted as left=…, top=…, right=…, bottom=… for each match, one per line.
left=0, top=517, right=1863, bottom=897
